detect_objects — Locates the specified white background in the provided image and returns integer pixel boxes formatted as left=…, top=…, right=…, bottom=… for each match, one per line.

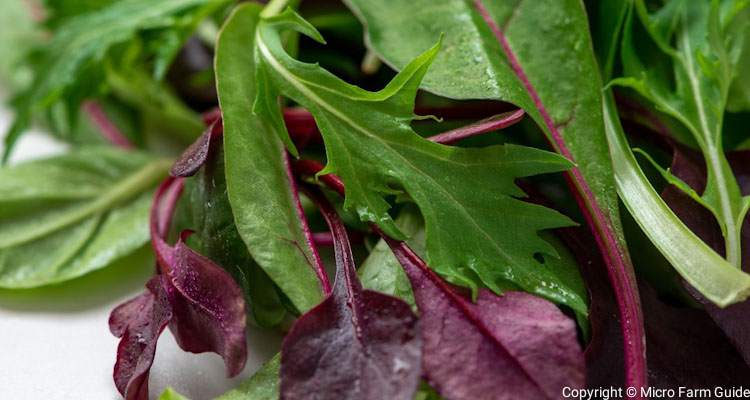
left=0, top=103, right=280, bottom=399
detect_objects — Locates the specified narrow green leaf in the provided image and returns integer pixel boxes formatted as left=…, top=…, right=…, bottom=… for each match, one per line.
left=0, top=147, right=169, bottom=288
left=215, top=3, right=324, bottom=313
left=251, top=7, right=587, bottom=312
left=617, top=0, right=749, bottom=267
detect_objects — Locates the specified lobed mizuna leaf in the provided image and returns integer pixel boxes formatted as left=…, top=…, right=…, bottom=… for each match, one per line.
left=280, top=187, right=422, bottom=400
left=0, top=147, right=170, bottom=288
left=612, top=0, right=750, bottom=268
left=344, top=0, right=645, bottom=389
left=243, top=5, right=587, bottom=317
left=383, top=236, right=584, bottom=400
left=215, top=3, right=326, bottom=313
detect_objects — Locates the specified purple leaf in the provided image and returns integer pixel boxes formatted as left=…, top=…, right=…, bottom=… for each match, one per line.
left=280, top=188, right=421, bottom=400
left=427, top=109, right=524, bottom=144
left=109, top=276, right=172, bottom=400
left=384, top=237, right=584, bottom=400
left=170, top=120, right=223, bottom=177
left=150, top=178, right=248, bottom=376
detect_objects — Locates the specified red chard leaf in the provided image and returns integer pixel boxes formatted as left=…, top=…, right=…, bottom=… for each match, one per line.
left=280, top=188, right=422, bottom=400
left=109, top=276, right=173, bottom=400
left=383, top=237, right=584, bottom=400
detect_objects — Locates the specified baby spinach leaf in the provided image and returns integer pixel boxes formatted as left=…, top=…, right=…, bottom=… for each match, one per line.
left=215, top=3, right=325, bottom=313
left=613, top=0, right=750, bottom=267
left=0, top=147, right=170, bottom=288
left=4, top=0, right=229, bottom=162
left=280, top=188, right=421, bottom=400
left=244, top=6, right=586, bottom=313
left=384, top=237, right=584, bottom=400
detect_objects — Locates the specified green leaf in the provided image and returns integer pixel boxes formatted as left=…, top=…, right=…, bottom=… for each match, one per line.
left=592, top=0, right=750, bottom=307
left=243, top=6, right=586, bottom=312
left=345, top=0, right=622, bottom=231
left=4, top=0, right=227, bottom=162
left=615, top=0, right=750, bottom=267
left=158, top=387, right=189, bottom=400
left=359, top=205, right=425, bottom=308
left=216, top=354, right=280, bottom=400
left=215, top=3, right=324, bottom=313
left=725, top=1, right=750, bottom=112
left=0, top=147, right=170, bottom=288
left=182, top=143, right=287, bottom=327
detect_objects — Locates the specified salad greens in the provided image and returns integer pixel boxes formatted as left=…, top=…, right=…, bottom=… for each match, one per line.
left=2, top=0, right=750, bottom=399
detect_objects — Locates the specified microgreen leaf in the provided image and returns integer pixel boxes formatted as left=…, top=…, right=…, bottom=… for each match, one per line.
left=384, top=237, right=584, bottom=400
left=280, top=188, right=422, bottom=400
left=0, top=147, right=169, bottom=288
left=344, top=0, right=646, bottom=388
left=3, top=0, right=229, bottom=162
left=238, top=4, right=587, bottom=315
left=613, top=0, right=750, bottom=267
left=215, top=3, right=326, bottom=313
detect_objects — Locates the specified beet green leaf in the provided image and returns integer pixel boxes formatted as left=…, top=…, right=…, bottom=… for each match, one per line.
left=0, top=147, right=170, bottom=287
left=280, top=189, right=421, bottom=400
left=227, top=3, right=587, bottom=314
left=215, top=3, right=325, bottom=313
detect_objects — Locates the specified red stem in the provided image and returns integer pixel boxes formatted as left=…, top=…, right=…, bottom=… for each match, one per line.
left=83, top=101, right=134, bottom=149
left=471, top=0, right=646, bottom=394
left=283, top=151, right=331, bottom=295
left=428, top=109, right=524, bottom=144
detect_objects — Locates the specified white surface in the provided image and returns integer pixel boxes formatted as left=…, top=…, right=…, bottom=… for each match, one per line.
left=0, top=105, right=281, bottom=399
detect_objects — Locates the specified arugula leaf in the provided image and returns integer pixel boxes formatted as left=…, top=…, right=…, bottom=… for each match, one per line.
left=0, top=147, right=170, bottom=288
left=613, top=0, right=750, bottom=267
left=246, top=6, right=586, bottom=313
left=4, top=0, right=228, bottom=162
left=215, top=3, right=325, bottom=313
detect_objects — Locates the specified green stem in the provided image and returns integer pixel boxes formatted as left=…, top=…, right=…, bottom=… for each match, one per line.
left=261, top=0, right=291, bottom=17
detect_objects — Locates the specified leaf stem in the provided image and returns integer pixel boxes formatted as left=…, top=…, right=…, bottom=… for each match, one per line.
left=82, top=101, right=134, bottom=149
left=261, top=0, right=291, bottom=18
left=428, top=109, right=524, bottom=144
left=471, top=0, right=646, bottom=394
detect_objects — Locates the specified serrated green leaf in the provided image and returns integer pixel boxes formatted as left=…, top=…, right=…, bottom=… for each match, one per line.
left=0, top=147, right=170, bottom=288
left=234, top=5, right=586, bottom=312
left=4, top=0, right=228, bottom=162
left=616, top=0, right=750, bottom=267
left=215, top=3, right=324, bottom=313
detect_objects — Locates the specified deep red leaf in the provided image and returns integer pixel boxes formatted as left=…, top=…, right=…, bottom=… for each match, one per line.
left=150, top=178, right=248, bottom=376
left=109, top=276, right=172, bottom=400
left=170, top=120, right=223, bottom=177
left=280, top=188, right=421, bottom=400
left=384, top=237, right=584, bottom=400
